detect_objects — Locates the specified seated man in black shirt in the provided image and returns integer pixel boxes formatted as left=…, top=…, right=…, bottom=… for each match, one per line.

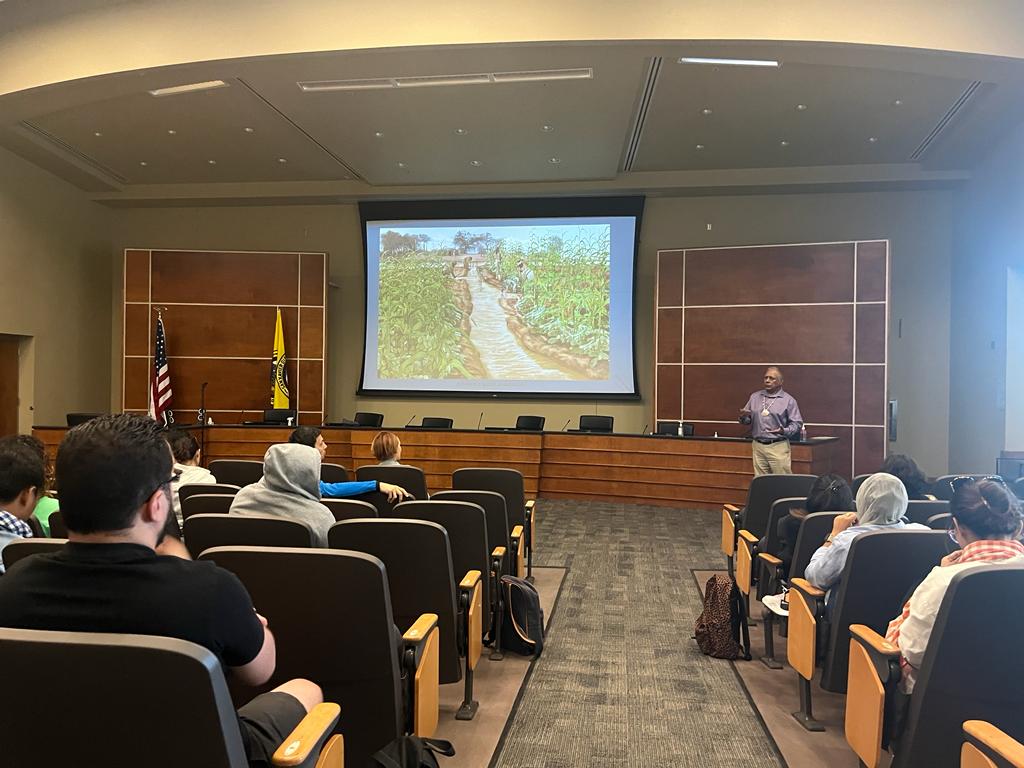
left=0, top=414, right=322, bottom=768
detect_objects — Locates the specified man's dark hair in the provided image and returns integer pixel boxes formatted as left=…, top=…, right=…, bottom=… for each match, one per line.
left=288, top=426, right=321, bottom=448
left=806, top=473, right=854, bottom=513
left=0, top=436, right=46, bottom=503
left=880, top=453, right=929, bottom=499
left=56, top=414, right=172, bottom=534
left=166, top=429, right=200, bottom=463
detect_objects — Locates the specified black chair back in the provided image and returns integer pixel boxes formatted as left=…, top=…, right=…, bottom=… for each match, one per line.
left=926, top=513, right=953, bottom=530
left=514, top=415, right=545, bottom=431
left=1012, top=476, right=1024, bottom=500
left=207, top=460, right=264, bottom=488
left=321, top=463, right=350, bottom=483
left=421, top=417, right=453, bottom=429
left=850, top=474, right=871, bottom=497
left=579, top=415, right=613, bottom=433
left=181, top=494, right=234, bottom=521
left=741, top=474, right=818, bottom=539
left=0, top=628, right=250, bottom=767
left=789, top=512, right=842, bottom=581
left=760, top=497, right=806, bottom=556
left=48, top=510, right=67, bottom=538
left=199, top=547, right=404, bottom=766
left=432, top=490, right=511, bottom=575
left=451, top=468, right=526, bottom=530
left=2, top=538, right=68, bottom=570
left=892, top=566, right=1024, bottom=768
left=178, top=483, right=240, bottom=507
left=328, top=519, right=461, bottom=685
left=26, top=516, right=44, bottom=538
left=263, top=409, right=296, bottom=424
left=655, top=421, right=695, bottom=436
left=354, top=412, right=384, bottom=428
left=183, top=514, right=314, bottom=558
left=820, top=529, right=951, bottom=692
left=393, top=499, right=492, bottom=632
left=322, top=498, right=378, bottom=522
left=356, top=465, right=429, bottom=500
left=65, top=413, right=103, bottom=427
left=905, top=499, right=950, bottom=525
left=930, top=474, right=1006, bottom=502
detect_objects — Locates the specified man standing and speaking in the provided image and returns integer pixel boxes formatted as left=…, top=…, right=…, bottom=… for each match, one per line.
left=739, top=366, right=803, bottom=476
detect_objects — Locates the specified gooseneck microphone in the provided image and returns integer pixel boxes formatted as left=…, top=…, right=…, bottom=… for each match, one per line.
left=560, top=418, right=571, bottom=431
left=477, top=411, right=484, bottom=430
left=198, top=381, right=208, bottom=425
left=641, top=424, right=649, bottom=435
left=404, top=414, right=417, bottom=428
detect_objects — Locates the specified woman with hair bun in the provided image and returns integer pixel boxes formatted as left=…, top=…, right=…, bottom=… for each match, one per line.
left=887, top=479, right=1024, bottom=692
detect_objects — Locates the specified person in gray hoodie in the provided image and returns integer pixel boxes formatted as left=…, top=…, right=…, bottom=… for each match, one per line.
left=229, top=443, right=335, bottom=546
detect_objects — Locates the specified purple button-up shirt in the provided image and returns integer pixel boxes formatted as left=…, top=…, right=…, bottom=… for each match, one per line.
left=742, top=388, right=803, bottom=440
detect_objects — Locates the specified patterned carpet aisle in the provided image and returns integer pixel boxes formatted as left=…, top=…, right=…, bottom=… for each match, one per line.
left=492, top=500, right=784, bottom=768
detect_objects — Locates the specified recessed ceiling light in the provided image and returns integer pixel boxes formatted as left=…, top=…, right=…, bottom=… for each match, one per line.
left=780, top=140, right=789, bottom=146
left=93, top=131, right=102, bottom=137
left=244, top=127, right=255, bottom=134
left=695, top=144, right=705, bottom=151
left=893, top=99, right=903, bottom=106
left=397, top=161, right=406, bottom=168
left=207, top=159, right=217, bottom=165
left=148, top=80, right=228, bottom=97
left=701, top=108, right=713, bottom=116
left=868, top=136, right=878, bottom=143
left=679, top=56, right=779, bottom=68
left=277, top=158, right=288, bottom=163
left=167, top=129, right=177, bottom=135
left=374, top=131, right=384, bottom=138
left=549, top=157, right=561, bottom=164
left=455, top=128, right=468, bottom=136
left=469, top=160, right=483, bottom=167
left=139, top=161, right=148, bottom=167
left=796, top=103, right=807, bottom=111
left=541, top=124, right=554, bottom=133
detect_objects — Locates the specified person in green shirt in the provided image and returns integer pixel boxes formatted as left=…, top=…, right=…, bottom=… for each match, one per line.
left=14, top=435, right=58, bottom=536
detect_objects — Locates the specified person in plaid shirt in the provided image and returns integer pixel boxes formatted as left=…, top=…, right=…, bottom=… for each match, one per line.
left=887, top=478, right=1024, bottom=692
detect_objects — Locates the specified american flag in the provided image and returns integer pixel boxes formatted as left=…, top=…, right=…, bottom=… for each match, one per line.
left=148, top=313, right=174, bottom=426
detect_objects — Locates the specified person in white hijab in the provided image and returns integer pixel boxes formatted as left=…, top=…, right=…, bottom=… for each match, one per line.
left=229, top=443, right=335, bottom=546
left=804, top=472, right=927, bottom=593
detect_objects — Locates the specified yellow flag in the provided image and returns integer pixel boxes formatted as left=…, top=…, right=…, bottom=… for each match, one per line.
left=271, top=308, right=290, bottom=408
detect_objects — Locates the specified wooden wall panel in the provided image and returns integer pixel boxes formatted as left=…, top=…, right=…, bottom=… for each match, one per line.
left=123, top=304, right=149, bottom=356
left=656, top=365, right=681, bottom=420
left=151, top=251, right=299, bottom=305
left=123, top=357, right=150, bottom=410
left=657, top=250, right=683, bottom=306
left=656, top=309, right=682, bottom=363
left=684, top=305, right=854, bottom=364
left=298, top=360, right=324, bottom=412
left=684, top=244, right=855, bottom=305
left=855, top=365, right=886, bottom=426
left=299, top=307, right=324, bottom=359
left=856, top=241, right=887, bottom=302
left=124, top=250, right=150, bottom=302
left=855, top=427, right=886, bottom=476
left=300, top=253, right=326, bottom=306
left=144, top=306, right=299, bottom=358
left=856, top=304, right=886, bottom=363
left=165, top=358, right=298, bottom=411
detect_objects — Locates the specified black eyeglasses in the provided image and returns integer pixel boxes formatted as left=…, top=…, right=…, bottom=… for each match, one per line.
left=949, top=475, right=1007, bottom=494
left=148, top=474, right=177, bottom=499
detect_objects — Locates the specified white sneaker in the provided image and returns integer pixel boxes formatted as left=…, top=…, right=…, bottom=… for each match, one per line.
left=762, top=592, right=789, bottom=617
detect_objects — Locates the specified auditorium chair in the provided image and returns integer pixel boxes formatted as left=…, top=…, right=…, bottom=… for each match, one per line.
left=47, top=509, right=67, bottom=538
left=0, top=627, right=344, bottom=768
left=851, top=473, right=871, bottom=497
left=242, top=408, right=296, bottom=426
left=578, top=414, right=613, bottom=433
left=393, top=499, right=503, bottom=659
left=655, top=420, right=695, bottom=436
left=931, top=474, right=1006, bottom=501
left=208, top=460, right=264, bottom=488
left=321, top=463, right=350, bottom=483
left=328, top=519, right=482, bottom=721
left=452, top=468, right=535, bottom=580
left=421, top=417, right=454, bottom=429
left=756, top=511, right=843, bottom=668
left=736, top=496, right=805, bottom=604
left=350, top=411, right=383, bottom=427
left=844, top=566, right=1024, bottom=768
left=905, top=499, right=951, bottom=525
left=356, top=465, right=429, bottom=500
left=65, top=412, right=104, bottom=427
left=927, top=512, right=953, bottom=530
left=322, top=498, right=377, bottom=522
left=432, top=489, right=521, bottom=583
left=178, top=483, right=240, bottom=508
left=962, top=721, right=1024, bottom=768
left=199, top=547, right=440, bottom=765
left=1013, top=477, right=1024, bottom=501
left=26, top=515, right=45, bottom=538
left=514, top=415, right=545, bottom=431
left=787, top=529, right=950, bottom=731
left=2, top=537, right=67, bottom=570
left=721, top=474, right=817, bottom=577
left=181, top=493, right=234, bottom=521
left=183, top=514, right=315, bottom=558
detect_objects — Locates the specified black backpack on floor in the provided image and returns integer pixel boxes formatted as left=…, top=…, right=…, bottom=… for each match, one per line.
left=500, top=575, right=545, bottom=656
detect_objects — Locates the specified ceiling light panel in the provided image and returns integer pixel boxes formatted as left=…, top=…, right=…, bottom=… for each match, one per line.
left=297, top=68, right=592, bottom=92
left=148, top=80, right=229, bottom=97
left=679, top=57, right=779, bottom=67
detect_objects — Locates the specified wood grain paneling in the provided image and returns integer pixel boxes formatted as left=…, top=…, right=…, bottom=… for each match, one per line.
left=854, top=427, right=885, bottom=476
left=684, top=305, right=854, bottom=363
left=684, top=243, right=855, bottom=306
left=657, top=309, right=682, bottom=363
left=151, top=251, right=300, bottom=305
left=856, top=304, right=886, bottom=363
left=656, top=365, right=681, bottom=420
left=809, top=425, right=853, bottom=479
left=856, top=242, right=887, bottom=302
left=299, top=307, right=324, bottom=359
left=855, top=365, right=886, bottom=426
left=124, top=250, right=150, bottom=302
left=298, top=360, right=323, bottom=411
left=123, top=357, right=150, bottom=410
left=143, top=306, right=299, bottom=358
left=124, top=304, right=150, bottom=356
left=689, top=421, right=749, bottom=438
left=300, top=254, right=326, bottom=306
left=683, top=364, right=852, bottom=424
left=657, top=250, right=683, bottom=306
left=167, top=358, right=298, bottom=411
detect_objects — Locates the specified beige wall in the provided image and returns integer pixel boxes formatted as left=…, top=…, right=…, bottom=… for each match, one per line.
left=0, top=145, right=113, bottom=429
left=111, top=187, right=953, bottom=473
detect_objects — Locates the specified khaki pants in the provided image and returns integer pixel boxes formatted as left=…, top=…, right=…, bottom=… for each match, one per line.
left=752, top=439, right=792, bottom=476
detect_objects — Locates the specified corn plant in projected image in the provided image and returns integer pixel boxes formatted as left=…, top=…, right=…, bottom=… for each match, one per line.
left=377, top=253, right=471, bottom=379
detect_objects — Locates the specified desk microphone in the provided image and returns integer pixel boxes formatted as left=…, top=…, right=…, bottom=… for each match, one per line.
left=560, top=418, right=571, bottom=431
left=197, top=382, right=208, bottom=425
left=404, top=414, right=417, bottom=428
left=641, top=424, right=648, bottom=435
left=476, top=411, right=484, bottom=431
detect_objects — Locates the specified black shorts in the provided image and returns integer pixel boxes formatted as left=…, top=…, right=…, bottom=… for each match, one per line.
left=237, top=691, right=307, bottom=767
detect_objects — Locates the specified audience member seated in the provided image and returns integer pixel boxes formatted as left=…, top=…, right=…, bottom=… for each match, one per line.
left=886, top=478, right=1024, bottom=693
left=288, top=426, right=411, bottom=501
left=0, top=414, right=323, bottom=767
left=804, top=472, right=926, bottom=596
left=761, top=473, right=854, bottom=576
left=167, top=428, right=217, bottom=525
left=881, top=453, right=934, bottom=500
left=371, top=431, right=413, bottom=467
left=13, top=435, right=59, bottom=536
left=0, top=436, right=43, bottom=573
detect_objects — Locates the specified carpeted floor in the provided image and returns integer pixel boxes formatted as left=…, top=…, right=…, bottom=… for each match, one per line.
left=491, top=500, right=784, bottom=768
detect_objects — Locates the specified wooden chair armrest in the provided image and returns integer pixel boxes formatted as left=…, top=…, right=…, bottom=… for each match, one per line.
left=846, top=624, right=904, bottom=767
left=403, top=613, right=438, bottom=644
left=525, top=499, right=535, bottom=511
left=492, top=546, right=507, bottom=560
left=723, top=504, right=740, bottom=513
left=789, top=577, right=825, bottom=600
left=459, top=569, right=482, bottom=591
left=403, top=614, right=439, bottom=738
left=964, top=721, right=1024, bottom=767
left=272, top=703, right=341, bottom=767
left=758, top=553, right=783, bottom=566
left=511, top=525, right=524, bottom=539
left=510, top=526, right=525, bottom=577
left=738, top=530, right=759, bottom=544
left=850, top=624, right=899, bottom=657
left=459, top=572, right=483, bottom=670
